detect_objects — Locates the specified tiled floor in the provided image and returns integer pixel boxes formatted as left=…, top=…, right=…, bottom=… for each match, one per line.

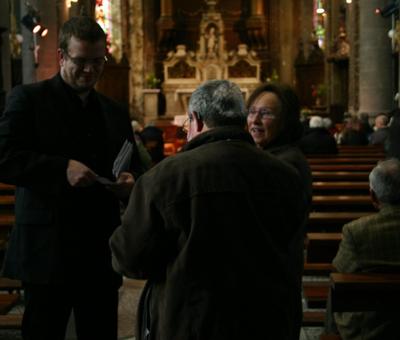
left=0, top=278, right=145, bottom=340
left=0, top=277, right=326, bottom=340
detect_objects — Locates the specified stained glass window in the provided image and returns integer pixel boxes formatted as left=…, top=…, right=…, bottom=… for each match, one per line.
left=313, top=0, right=326, bottom=49
left=95, top=0, right=123, bottom=62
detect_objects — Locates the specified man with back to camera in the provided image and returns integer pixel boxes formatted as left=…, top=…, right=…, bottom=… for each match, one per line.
left=110, top=79, right=307, bottom=340
left=332, top=158, right=400, bottom=339
left=0, top=16, right=142, bottom=339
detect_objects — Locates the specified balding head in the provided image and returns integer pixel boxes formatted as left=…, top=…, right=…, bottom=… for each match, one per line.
left=375, top=114, right=389, bottom=129
left=369, top=158, right=400, bottom=205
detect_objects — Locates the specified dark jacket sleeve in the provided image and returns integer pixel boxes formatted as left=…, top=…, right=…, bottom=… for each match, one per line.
left=0, top=85, right=69, bottom=195
left=110, top=170, right=173, bottom=279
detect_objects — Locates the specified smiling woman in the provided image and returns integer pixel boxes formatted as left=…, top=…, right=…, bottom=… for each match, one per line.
left=246, top=82, right=313, bottom=340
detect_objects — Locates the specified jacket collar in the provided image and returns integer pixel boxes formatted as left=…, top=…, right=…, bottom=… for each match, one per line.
left=182, top=126, right=255, bottom=152
left=379, top=204, right=400, bottom=214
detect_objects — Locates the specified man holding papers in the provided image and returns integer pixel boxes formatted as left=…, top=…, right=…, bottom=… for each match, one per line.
left=0, top=16, right=142, bottom=339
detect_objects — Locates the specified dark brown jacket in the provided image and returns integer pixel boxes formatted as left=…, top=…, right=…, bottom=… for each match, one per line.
left=110, top=126, right=307, bottom=340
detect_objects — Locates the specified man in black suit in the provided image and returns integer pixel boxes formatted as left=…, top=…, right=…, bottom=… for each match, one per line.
left=0, top=16, right=142, bottom=339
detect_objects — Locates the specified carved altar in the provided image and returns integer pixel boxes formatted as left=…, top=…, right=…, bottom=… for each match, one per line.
left=162, top=0, right=261, bottom=117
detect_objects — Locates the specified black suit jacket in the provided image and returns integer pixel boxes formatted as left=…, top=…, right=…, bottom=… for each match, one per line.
left=0, top=74, right=142, bottom=284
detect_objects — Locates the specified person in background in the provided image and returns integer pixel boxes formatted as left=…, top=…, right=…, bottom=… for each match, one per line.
left=131, top=120, right=152, bottom=170
left=359, top=112, right=374, bottom=140
left=139, top=126, right=165, bottom=166
left=0, top=16, right=142, bottom=340
left=110, top=80, right=307, bottom=340
left=332, top=158, right=400, bottom=340
left=246, top=82, right=312, bottom=339
left=339, top=116, right=369, bottom=145
left=246, top=82, right=312, bottom=203
left=369, top=114, right=389, bottom=146
left=298, top=115, right=338, bottom=154
left=323, top=117, right=339, bottom=136
left=386, top=108, right=400, bottom=159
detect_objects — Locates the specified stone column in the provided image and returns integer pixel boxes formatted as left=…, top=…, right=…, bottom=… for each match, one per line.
left=128, top=0, right=144, bottom=120
left=161, top=0, right=172, bottom=16
left=0, top=0, right=11, bottom=108
left=278, top=0, right=300, bottom=85
left=326, top=0, right=349, bottom=113
left=251, top=0, right=264, bottom=16
left=21, top=0, right=37, bottom=84
left=35, top=0, right=59, bottom=81
left=157, top=0, right=175, bottom=55
left=357, top=0, right=393, bottom=116
left=246, top=0, right=268, bottom=80
left=300, top=0, right=314, bottom=60
left=142, top=89, right=160, bottom=124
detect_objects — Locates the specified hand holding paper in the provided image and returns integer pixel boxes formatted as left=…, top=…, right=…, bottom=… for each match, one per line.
left=112, top=139, right=133, bottom=179
left=104, top=171, right=135, bottom=199
left=96, top=139, right=134, bottom=185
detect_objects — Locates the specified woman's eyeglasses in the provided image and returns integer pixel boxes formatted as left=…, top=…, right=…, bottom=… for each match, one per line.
left=248, top=107, right=276, bottom=120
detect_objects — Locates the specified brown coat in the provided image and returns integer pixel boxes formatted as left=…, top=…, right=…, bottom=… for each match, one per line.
left=110, top=126, right=307, bottom=340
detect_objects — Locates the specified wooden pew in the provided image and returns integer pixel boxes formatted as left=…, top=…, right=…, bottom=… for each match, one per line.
left=312, top=195, right=371, bottom=206
left=320, top=272, right=400, bottom=340
left=312, top=171, right=369, bottom=181
left=0, top=279, right=22, bottom=294
left=0, top=215, right=15, bottom=230
left=304, top=281, right=330, bottom=309
left=308, top=153, right=385, bottom=158
left=0, top=294, right=20, bottom=315
left=310, top=164, right=375, bottom=172
left=330, top=272, right=400, bottom=312
left=0, top=184, right=15, bottom=193
left=312, top=195, right=373, bottom=212
left=308, top=158, right=380, bottom=165
left=312, top=182, right=370, bottom=195
left=303, top=310, right=326, bottom=327
left=308, top=211, right=372, bottom=232
left=0, top=196, right=15, bottom=206
left=303, top=263, right=335, bottom=276
left=306, top=233, right=342, bottom=263
left=0, top=314, right=23, bottom=330
left=338, top=145, right=384, bottom=151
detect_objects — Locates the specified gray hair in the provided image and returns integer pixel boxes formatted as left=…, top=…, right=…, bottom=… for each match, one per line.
left=369, top=158, right=400, bottom=204
left=188, top=80, right=246, bottom=127
left=309, top=116, right=323, bottom=128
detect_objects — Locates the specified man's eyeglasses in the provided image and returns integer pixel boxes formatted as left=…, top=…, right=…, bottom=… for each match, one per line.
left=63, top=50, right=108, bottom=68
left=248, top=107, right=276, bottom=120
left=182, top=117, right=191, bottom=133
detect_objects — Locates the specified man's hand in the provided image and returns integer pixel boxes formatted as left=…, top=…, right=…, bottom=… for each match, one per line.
left=106, top=171, right=135, bottom=199
left=66, top=159, right=98, bottom=187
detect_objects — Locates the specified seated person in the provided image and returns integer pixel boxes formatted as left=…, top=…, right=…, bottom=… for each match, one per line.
left=386, top=108, right=400, bottom=158
left=139, top=126, right=165, bottom=166
left=339, top=116, right=369, bottom=145
left=331, top=158, right=400, bottom=340
left=131, top=120, right=152, bottom=170
left=369, top=114, right=389, bottom=145
left=298, top=115, right=338, bottom=154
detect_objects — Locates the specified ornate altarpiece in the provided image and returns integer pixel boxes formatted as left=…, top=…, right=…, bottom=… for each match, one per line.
left=162, top=0, right=261, bottom=118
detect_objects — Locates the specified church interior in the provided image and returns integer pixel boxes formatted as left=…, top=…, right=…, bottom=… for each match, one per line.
left=0, top=0, right=400, bottom=339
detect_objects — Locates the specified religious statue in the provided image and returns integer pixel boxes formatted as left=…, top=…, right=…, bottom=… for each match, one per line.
left=334, top=27, right=350, bottom=59
left=206, top=25, right=218, bottom=57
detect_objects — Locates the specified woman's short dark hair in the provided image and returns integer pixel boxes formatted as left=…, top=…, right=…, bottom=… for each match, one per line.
left=247, top=83, right=303, bottom=144
left=59, top=16, right=106, bottom=51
